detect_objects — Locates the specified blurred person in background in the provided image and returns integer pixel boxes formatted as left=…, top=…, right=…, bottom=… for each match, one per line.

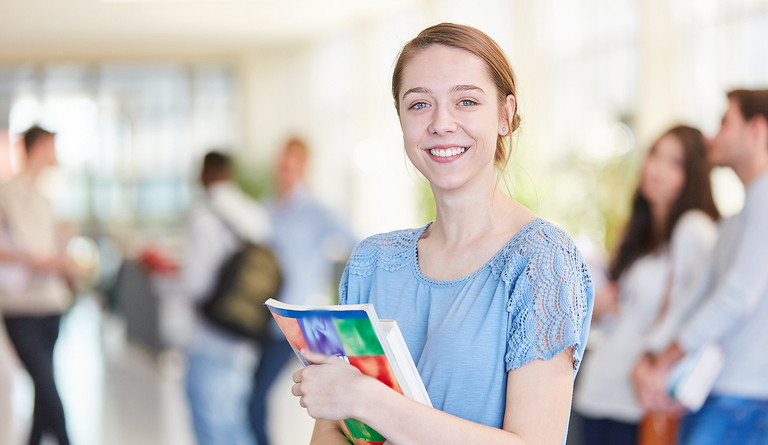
left=248, top=137, right=356, bottom=445
left=0, top=125, right=79, bottom=445
left=0, top=328, right=14, bottom=444
left=635, top=89, right=768, bottom=445
left=182, top=151, right=271, bottom=445
left=573, top=125, right=719, bottom=445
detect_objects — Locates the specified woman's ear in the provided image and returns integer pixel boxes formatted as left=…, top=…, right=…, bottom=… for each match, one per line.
left=499, top=94, right=516, bottom=136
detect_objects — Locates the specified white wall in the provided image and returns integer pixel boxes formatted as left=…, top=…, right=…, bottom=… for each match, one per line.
left=238, top=11, right=428, bottom=238
left=3, top=0, right=767, bottom=238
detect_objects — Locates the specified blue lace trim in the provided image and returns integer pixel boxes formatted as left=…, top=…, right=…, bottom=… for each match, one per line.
left=343, top=219, right=593, bottom=371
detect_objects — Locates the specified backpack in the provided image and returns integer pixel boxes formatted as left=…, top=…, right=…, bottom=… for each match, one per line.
left=199, top=210, right=283, bottom=342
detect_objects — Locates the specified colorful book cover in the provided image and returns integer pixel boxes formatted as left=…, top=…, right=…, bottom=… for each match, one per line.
left=265, top=298, right=429, bottom=445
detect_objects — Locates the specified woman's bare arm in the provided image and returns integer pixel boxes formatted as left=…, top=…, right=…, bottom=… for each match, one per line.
left=294, top=348, right=575, bottom=445
left=309, top=419, right=349, bottom=445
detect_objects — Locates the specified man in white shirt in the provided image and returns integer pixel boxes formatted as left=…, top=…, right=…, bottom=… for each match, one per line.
left=637, top=89, right=768, bottom=445
left=182, top=151, right=270, bottom=445
left=0, top=125, right=76, bottom=445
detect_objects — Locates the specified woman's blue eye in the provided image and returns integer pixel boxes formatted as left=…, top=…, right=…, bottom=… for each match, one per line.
left=409, top=102, right=429, bottom=110
left=458, top=99, right=477, bottom=106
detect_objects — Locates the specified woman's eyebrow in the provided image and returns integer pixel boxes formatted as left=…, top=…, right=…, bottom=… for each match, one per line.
left=402, top=84, right=486, bottom=100
left=452, top=84, right=485, bottom=94
left=402, top=87, right=430, bottom=99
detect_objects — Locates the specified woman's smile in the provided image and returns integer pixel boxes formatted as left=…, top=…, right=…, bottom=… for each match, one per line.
left=425, top=145, right=469, bottom=162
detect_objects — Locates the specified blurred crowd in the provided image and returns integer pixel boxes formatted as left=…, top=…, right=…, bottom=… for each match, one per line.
left=0, top=132, right=357, bottom=445
left=570, top=89, right=768, bottom=445
left=1, top=84, right=767, bottom=445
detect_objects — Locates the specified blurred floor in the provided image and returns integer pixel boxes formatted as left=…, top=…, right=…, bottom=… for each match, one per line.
left=2, top=295, right=315, bottom=445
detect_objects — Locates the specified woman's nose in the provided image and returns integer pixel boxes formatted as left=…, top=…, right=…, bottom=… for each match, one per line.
left=428, top=104, right=457, bottom=134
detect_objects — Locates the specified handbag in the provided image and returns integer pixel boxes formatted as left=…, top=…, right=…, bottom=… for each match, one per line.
left=638, top=412, right=678, bottom=445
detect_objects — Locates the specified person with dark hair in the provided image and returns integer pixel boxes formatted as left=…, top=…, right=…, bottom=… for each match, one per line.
left=181, top=150, right=270, bottom=445
left=0, top=125, right=77, bottom=445
left=635, top=89, right=768, bottom=445
left=573, top=125, right=719, bottom=445
left=248, top=137, right=356, bottom=445
left=289, top=23, right=593, bottom=444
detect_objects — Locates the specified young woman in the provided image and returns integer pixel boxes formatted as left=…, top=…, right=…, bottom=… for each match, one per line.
left=573, top=125, right=720, bottom=445
left=291, top=23, right=593, bottom=444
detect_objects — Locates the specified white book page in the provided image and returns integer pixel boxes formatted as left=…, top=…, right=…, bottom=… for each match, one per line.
left=381, top=320, right=432, bottom=407
left=668, top=344, right=724, bottom=411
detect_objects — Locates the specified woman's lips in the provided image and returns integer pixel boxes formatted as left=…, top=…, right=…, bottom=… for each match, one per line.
left=425, top=146, right=468, bottom=162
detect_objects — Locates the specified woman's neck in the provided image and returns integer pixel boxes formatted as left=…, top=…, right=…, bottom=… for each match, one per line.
left=651, top=202, right=670, bottom=239
left=429, top=174, right=529, bottom=247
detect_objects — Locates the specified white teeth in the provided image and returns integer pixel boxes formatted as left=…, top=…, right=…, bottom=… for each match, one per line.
left=429, top=147, right=467, bottom=157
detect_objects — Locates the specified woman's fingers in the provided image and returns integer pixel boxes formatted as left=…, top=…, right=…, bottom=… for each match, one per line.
left=291, top=382, right=302, bottom=397
left=287, top=350, right=365, bottom=421
left=631, top=359, right=654, bottom=408
left=300, top=348, right=338, bottom=364
left=292, top=368, right=303, bottom=383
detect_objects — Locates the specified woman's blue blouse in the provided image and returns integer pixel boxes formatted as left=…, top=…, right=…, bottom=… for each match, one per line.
left=339, top=218, right=594, bottom=429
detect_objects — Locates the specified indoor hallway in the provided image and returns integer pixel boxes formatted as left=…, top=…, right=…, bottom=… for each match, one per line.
left=1, top=295, right=315, bottom=445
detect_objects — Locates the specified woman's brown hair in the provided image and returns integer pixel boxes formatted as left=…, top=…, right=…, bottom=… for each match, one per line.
left=609, top=125, right=720, bottom=280
left=391, top=23, right=520, bottom=171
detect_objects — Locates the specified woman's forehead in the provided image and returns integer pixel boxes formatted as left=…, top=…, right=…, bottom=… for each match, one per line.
left=399, top=45, right=495, bottom=93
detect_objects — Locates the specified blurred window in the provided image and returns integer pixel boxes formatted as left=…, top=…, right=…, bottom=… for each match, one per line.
left=0, top=63, right=239, bottom=228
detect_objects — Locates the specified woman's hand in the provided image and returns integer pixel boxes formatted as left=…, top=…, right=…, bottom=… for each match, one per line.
left=632, top=354, right=659, bottom=409
left=291, top=349, right=374, bottom=421
left=632, top=353, right=685, bottom=415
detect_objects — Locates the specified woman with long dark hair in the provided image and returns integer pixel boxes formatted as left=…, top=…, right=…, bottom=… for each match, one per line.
left=574, top=125, right=719, bottom=444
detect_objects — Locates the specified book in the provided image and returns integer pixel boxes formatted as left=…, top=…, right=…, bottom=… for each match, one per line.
left=265, top=298, right=431, bottom=445
left=667, top=343, right=724, bottom=411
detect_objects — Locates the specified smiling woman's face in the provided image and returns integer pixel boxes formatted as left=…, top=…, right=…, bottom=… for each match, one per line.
left=640, top=133, right=686, bottom=209
left=398, top=44, right=510, bottom=193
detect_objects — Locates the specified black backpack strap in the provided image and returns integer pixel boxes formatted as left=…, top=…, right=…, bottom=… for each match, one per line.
left=207, top=204, right=248, bottom=245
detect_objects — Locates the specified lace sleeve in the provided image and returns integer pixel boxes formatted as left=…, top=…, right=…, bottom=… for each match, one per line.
left=504, top=227, right=594, bottom=373
left=338, top=227, right=419, bottom=306
left=345, top=228, right=418, bottom=278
